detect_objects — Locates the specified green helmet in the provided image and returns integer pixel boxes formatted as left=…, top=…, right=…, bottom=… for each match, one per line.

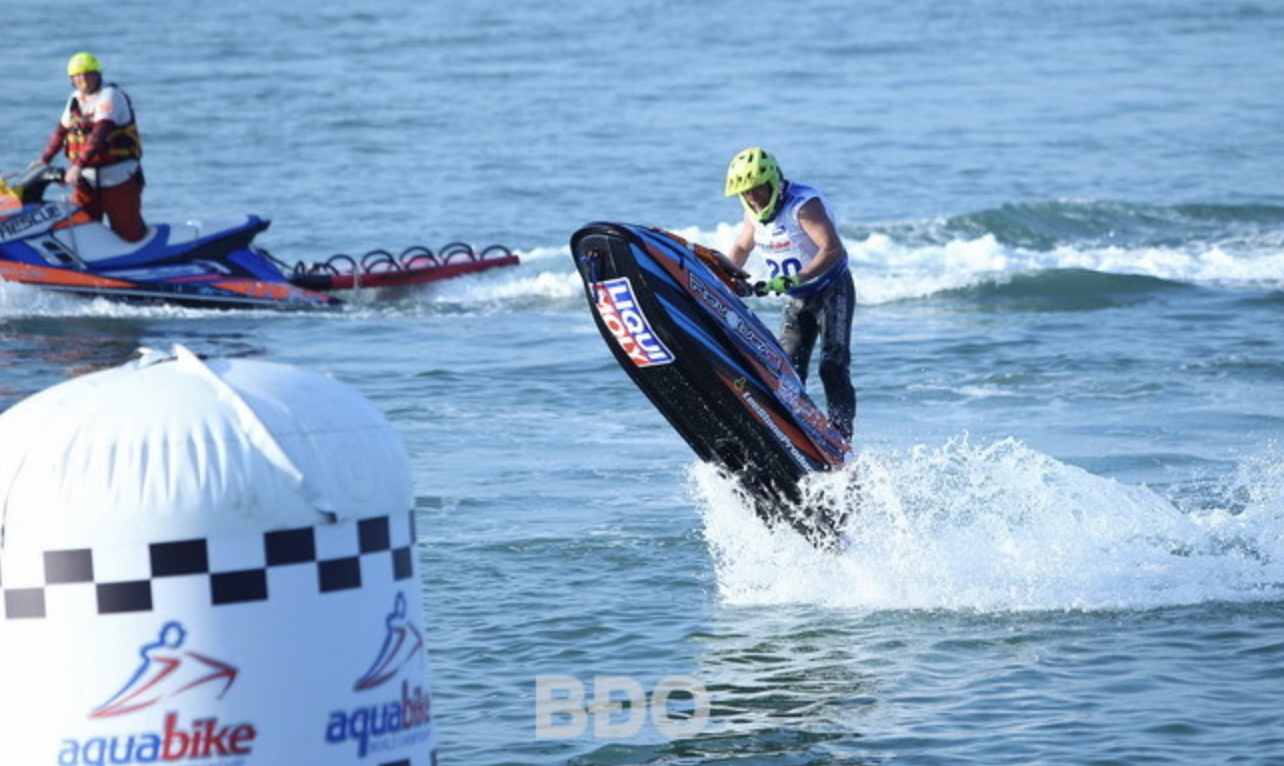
left=67, top=52, right=103, bottom=77
left=724, top=146, right=783, bottom=222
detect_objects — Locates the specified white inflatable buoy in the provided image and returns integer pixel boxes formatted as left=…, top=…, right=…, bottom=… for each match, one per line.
left=0, top=346, right=436, bottom=766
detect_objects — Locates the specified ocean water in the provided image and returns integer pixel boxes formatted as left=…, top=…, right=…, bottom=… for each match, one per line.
left=4, top=0, right=1284, bottom=763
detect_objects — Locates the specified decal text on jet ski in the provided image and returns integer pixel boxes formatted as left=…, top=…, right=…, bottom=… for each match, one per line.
left=740, top=388, right=809, bottom=468
left=687, top=272, right=785, bottom=375
left=593, top=278, right=674, bottom=367
left=0, top=203, right=64, bottom=242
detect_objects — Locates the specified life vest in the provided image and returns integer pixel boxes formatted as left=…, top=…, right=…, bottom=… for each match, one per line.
left=64, top=84, right=142, bottom=167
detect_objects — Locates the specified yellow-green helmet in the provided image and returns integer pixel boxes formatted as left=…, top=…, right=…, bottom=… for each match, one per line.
left=724, top=146, right=783, bottom=222
left=67, top=52, right=103, bottom=77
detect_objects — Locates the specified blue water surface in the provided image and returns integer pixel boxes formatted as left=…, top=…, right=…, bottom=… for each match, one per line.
left=4, top=0, right=1284, bottom=763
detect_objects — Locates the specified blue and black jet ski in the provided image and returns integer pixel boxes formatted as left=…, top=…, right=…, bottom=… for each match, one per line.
left=570, top=222, right=851, bottom=548
left=0, top=165, right=337, bottom=309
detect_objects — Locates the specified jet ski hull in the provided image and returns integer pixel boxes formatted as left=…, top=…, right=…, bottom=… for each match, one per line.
left=0, top=258, right=337, bottom=309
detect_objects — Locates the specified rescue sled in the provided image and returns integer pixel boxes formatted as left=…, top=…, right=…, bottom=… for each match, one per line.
left=283, top=242, right=519, bottom=293
left=570, top=222, right=851, bottom=548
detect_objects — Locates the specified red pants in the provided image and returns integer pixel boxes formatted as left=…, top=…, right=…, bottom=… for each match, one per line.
left=73, top=172, right=146, bottom=242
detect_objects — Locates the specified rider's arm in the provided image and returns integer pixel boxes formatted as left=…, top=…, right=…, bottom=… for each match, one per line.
left=795, top=198, right=845, bottom=283
left=38, top=124, right=69, bottom=165
left=727, top=215, right=756, bottom=268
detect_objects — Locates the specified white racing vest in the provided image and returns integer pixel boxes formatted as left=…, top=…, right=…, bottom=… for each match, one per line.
left=751, top=181, right=848, bottom=298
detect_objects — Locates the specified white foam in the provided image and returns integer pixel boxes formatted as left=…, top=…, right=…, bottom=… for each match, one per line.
left=7, top=218, right=1278, bottom=315
left=693, top=436, right=1284, bottom=612
left=416, top=257, right=583, bottom=305
left=678, top=221, right=1284, bottom=304
left=0, top=279, right=246, bottom=319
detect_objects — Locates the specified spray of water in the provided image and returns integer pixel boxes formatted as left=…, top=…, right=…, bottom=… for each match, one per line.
left=693, top=436, right=1284, bottom=612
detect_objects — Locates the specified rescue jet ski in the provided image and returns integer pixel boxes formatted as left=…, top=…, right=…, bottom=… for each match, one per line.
left=0, top=165, right=521, bottom=309
left=0, top=165, right=336, bottom=309
left=571, top=222, right=851, bottom=549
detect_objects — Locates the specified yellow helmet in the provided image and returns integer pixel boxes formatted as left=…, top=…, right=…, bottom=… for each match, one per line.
left=724, top=146, right=783, bottom=222
left=67, top=52, right=103, bottom=77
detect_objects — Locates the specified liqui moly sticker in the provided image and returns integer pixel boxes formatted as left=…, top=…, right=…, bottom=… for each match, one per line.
left=593, top=278, right=675, bottom=368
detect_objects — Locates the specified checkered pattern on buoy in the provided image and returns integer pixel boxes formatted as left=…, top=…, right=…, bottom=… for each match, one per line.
left=1, top=512, right=417, bottom=619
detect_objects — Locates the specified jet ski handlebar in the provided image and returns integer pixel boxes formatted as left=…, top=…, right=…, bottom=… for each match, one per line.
left=7, top=164, right=66, bottom=205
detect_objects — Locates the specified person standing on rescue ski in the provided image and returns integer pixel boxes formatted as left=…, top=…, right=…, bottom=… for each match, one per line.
left=33, top=52, right=146, bottom=242
left=724, top=146, right=857, bottom=439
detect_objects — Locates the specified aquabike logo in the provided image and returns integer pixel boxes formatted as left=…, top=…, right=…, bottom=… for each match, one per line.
left=325, top=679, right=433, bottom=758
left=59, top=714, right=256, bottom=765
left=593, top=278, right=674, bottom=368
left=325, top=593, right=434, bottom=758
left=59, top=621, right=256, bottom=765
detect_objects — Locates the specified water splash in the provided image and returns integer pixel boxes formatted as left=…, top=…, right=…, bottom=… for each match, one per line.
left=692, top=436, right=1284, bottom=612
left=411, top=248, right=583, bottom=308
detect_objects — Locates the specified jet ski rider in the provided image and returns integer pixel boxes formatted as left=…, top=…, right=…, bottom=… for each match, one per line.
left=724, top=146, right=856, bottom=439
left=32, top=52, right=146, bottom=242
